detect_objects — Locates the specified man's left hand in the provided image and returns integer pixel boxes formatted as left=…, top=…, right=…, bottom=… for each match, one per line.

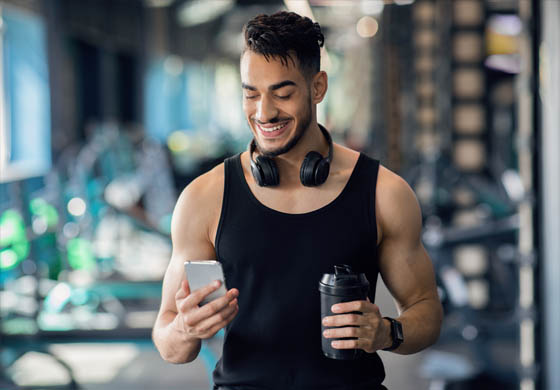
left=321, top=299, right=392, bottom=353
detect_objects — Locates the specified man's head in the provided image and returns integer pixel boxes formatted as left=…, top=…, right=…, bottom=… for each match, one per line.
left=243, top=11, right=324, bottom=80
left=240, top=12, right=327, bottom=157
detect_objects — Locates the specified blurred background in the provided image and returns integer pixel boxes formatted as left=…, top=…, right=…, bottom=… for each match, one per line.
left=0, top=0, right=558, bottom=389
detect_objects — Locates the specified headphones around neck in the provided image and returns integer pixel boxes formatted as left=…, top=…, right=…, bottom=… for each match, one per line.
left=249, top=124, right=333, bottom=187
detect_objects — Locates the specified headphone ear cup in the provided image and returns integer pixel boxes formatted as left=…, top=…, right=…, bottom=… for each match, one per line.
left=254, top=155, right=279, bottom=186
left=300, top=151, right=323, bottom=187
left=314, top=158, right=330, bottom=185
left=250, top=158, right=265, bottom=186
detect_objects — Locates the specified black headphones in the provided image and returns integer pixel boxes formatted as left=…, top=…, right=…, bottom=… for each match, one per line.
left=249, top=124, right=333, bottom=187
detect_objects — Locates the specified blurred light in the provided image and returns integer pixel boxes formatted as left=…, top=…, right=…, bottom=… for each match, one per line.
left=360, top=0, right=384, bottom=15
left=1, top=209, right=24, bottom=245
left=1, top=249, right=18, bottom=269
left=488, top=14, right=522, bottom=36
left=177, top=0, right=234, bottom=27
left=454, top=245, right=488, bottom=276
left=63, top=222, right=80, bottom=239
left=32, top=216, right=48, bottom=235
left=22, top=259, right=37, bottom=275
left=7, top=351, right=71, bottom=386
left=502, top=169, right=525, bottom=202
left=356, top=16, right=379, bottom=38
left=395, top=0, right=414, bottom=4
left=44, top=282, right=72, bottom=312
left=485, top=54, right=521, bottom=74
left=67, top=238, right=96, bottom=270
left=462, top=325, right=479, bottom=341
left=67, top=197, right=86, bottom=217
left=163, top=55, right=184, bottom=77
left=48, top=344, right=139, bottom=384
left=144, top=0, right=174, bottom=7
left=167, top=130, right=191, bottom=153
left=30, top=198, right=59, bottom=228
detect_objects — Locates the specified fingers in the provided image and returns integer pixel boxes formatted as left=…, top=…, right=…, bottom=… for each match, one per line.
left=177, top=280, right=222, bottom=311
left=322, top=313, right=369, bottom=327
left=331, top=300, right=379, bottom=315
left=330, top=338, right=370, bottom=351
left=186, top=288, right=239, bottom=325
left=323, top=326, right=369, bottom=339
left=189, top=298, right=239, bottom=338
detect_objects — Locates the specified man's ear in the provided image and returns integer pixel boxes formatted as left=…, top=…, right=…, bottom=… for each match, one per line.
left=311, top=71, right=328, bottom=104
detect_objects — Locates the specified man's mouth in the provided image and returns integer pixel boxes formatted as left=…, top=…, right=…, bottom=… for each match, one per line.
left=256, top=120, right=291, bottom=138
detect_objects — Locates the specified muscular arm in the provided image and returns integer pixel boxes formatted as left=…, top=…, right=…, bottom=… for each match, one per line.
left=152, top=165, right=225, bottom=363
left=376, top=166, right=443, bottom=354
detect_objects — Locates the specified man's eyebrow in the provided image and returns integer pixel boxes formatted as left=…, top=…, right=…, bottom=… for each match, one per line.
left=241, top=83, right=257, bottom=91
left=241, top=80, right=296, bottom=91
left=269, top=80, right=296, bottom=91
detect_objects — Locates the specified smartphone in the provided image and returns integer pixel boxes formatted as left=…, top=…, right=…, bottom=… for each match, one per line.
left=184, top=260, right=227, bottom=305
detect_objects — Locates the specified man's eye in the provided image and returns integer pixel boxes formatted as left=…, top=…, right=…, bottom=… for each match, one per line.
left=276, top=95, right=291, bottom=100
left=244, top=95, right=258, bottom=100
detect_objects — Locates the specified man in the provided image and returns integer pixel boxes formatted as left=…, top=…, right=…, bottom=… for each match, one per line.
left=153, top=11, right=442, bottom=390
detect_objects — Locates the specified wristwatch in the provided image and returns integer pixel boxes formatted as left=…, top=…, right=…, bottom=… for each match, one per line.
left=382, top=317, right=404, bottom=351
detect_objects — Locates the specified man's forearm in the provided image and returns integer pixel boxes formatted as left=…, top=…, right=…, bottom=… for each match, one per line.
left=152, top=311, right=202, bottom=363
left=387, top=298, right=443, bottom=355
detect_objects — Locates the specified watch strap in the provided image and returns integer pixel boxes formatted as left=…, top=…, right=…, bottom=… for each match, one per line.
left=382, top=317, right=404, bottom=351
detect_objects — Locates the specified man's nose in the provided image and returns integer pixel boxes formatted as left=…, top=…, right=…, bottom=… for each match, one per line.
left=255, top=96, right=278, bottom=123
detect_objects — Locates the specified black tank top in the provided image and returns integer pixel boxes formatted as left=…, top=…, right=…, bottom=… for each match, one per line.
left=213, top=152, right=385, bottom=389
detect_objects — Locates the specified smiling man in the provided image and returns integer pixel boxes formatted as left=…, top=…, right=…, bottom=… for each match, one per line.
left=152, top=11, right=443, bottom=390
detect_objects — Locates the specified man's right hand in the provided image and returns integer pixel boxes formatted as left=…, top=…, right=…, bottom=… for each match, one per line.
left=174, top=280, right=239, bottom=340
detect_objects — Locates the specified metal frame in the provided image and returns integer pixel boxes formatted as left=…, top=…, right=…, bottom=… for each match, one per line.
left=540, top=1, right=560, bottom=389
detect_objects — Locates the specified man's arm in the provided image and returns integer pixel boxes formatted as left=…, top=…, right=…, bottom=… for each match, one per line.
left=152, top=165, right=239, bottom=363
left=322, top=166, right=442, bottom=355
left=375, top=166, right=443, bottom=354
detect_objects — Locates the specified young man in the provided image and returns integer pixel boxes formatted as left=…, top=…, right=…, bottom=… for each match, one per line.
left=153, top=11, right=442, bottom=389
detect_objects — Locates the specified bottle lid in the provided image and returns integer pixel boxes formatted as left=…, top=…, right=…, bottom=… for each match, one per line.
left=318, top=264, right=370, bottom=297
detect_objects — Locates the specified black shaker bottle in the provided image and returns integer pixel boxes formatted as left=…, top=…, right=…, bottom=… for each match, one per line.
left=319, top=264, right=370, bottom=360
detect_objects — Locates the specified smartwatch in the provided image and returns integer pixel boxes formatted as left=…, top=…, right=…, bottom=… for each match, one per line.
left=382, top=317, right=404, bottom=351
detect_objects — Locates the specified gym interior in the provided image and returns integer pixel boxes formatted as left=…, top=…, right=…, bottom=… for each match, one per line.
left=0, top=0, right=558, bottom=389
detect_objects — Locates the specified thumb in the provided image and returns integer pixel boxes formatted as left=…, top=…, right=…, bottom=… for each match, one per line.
left=175, top=280, right=190, bottom=300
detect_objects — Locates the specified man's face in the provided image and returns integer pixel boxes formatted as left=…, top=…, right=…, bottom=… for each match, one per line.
left=240, top=51, right=312, bottom=157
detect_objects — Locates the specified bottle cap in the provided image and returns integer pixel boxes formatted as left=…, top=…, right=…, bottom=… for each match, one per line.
left=318, top=264, right=370, bottom=297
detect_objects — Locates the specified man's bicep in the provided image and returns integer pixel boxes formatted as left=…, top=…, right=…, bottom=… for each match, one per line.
left=159, top=184, right=217, bottom=316
left=376, top=173, right=438, bottom=313
left=379, top=239, right=438, bottom=313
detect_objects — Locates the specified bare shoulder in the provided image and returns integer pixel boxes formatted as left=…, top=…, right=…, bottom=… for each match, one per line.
left=171, top=163, right=225, bottom=246
left=376, top=164, right=423, bottom=242
left=332, top=143, right=360, bottom=172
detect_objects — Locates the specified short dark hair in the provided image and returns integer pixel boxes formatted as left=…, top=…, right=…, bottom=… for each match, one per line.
left=242, top=11, right=324, bottom=78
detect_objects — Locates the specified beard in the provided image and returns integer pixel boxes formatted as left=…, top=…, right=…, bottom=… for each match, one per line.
left=254, top=98, right=312, bottom=158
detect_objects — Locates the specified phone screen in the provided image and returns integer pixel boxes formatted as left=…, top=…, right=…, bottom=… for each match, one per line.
left=184, top=260, right=227, bottom=305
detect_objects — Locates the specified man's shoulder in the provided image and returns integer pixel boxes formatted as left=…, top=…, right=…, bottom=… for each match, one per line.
left=176, top=162, right=226, bottom=212
left=376, top=164, right=422, bottom=237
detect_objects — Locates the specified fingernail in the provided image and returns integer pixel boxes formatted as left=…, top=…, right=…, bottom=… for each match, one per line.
left=331, top=341, right=339, bottom=348
left=213, top=280, right=221, bottom=287
left=323, top=330, right=329, bottom=337
left=331, top=305, right=339, bottom=313
left=322, top=318, right=329, bottom=326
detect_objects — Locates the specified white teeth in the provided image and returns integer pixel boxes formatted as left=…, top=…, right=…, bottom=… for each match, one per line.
left=260, top=122, right=287, bottom=132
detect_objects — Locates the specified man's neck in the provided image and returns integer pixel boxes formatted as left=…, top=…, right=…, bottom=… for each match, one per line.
left=271, top=122, right=330, bottom=187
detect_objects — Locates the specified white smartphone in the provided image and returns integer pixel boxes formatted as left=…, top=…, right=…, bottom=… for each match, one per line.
left=184, top=260, right=227, bottom=305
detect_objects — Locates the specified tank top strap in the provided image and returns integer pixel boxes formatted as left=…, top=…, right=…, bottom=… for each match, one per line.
left=345, top=153, right=381, bottom=254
